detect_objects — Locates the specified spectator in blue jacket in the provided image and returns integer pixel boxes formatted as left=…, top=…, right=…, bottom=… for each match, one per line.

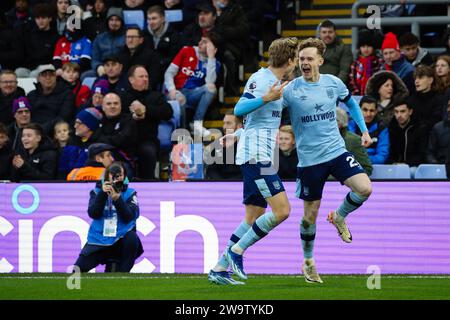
left=74, top=161, right=143, bottom=272
left=349, top=95, right=390, bottom=164
left=88, top=7, right=125, bottom=80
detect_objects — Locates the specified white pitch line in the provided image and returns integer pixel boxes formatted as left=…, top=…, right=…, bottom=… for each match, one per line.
left=1, top=275, right=450, bottom=280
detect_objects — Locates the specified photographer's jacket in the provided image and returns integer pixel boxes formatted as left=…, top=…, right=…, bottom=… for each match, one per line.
left=86, top=181, right=139, bottom=246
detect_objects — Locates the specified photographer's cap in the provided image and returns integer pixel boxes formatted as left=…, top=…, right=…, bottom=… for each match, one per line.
left=88, top=143, right=114, bottom=159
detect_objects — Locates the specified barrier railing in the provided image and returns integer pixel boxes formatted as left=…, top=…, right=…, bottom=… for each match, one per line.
left=331, top=0, right=450, bottom=52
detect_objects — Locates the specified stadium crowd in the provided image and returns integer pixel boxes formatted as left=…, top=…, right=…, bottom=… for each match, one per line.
left=0, top=0, right=449, bottom=182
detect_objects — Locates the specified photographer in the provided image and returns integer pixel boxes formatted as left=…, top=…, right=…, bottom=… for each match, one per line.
left=74, top=161, right=143, bottom=272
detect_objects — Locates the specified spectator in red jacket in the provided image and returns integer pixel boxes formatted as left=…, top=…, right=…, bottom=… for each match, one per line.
left=59, top=62, right=91, bottom=109
left=349, top=30, right=383, bottom=96
left=164, top=31, right=221, bottom=137
left=53, top=24, right=93, bottom=74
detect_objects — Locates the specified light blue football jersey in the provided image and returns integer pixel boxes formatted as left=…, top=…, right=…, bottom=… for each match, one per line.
left=235, top=68, right=283, bottom=165
left=282, top=74, right=350, bottom=167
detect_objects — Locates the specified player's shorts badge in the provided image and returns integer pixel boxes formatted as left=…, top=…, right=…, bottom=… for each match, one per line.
left=303, top=186, right=310, bottom=196
left=273, top=181, right=281, bottom=190
left=326, top=88, right=334, bottom=99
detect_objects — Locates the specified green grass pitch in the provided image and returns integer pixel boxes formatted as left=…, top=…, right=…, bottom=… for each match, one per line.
left=1, top=273, right=450, bottom=300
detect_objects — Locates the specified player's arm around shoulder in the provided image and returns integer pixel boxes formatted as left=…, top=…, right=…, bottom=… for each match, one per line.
left=234, top=81, right=290, bottom=117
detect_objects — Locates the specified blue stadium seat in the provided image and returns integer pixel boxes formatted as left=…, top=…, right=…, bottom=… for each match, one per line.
left=370, top=164, right=411, bottom=179
left=165, top=9, right=183, bottom=23
left=82, top=77, right=96, bottom=89
left=158, top=100, right=181, bottom=151
left=414, top=164, right=447, bottom=179
left=123, top=10, right=145, bottom=30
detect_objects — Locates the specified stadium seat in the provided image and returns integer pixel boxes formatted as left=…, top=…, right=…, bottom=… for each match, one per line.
left=165, top=9, right=183, bottom=23
left=82, top=77, right=96, bottom=89
left=158, top=100, right=181, bottom=151
left=123, top=10, right=145, bottom=30
left=17, top=78, right=36, bottom=95
left=414, top=164, right=447, bottom=179
left=370, top=164, right=411, bottom=179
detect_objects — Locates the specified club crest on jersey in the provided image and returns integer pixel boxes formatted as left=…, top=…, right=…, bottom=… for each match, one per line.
left=248, top=81, right=257, bottom=93
left=326, top=88, right=334, bottom=99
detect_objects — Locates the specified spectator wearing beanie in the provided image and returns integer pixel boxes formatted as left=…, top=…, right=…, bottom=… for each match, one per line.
left=58, top=107, right=103, bottom=178
left=7, top=96, right=32, bottom=155
left=83, top=79, right=110, bottom=109
left=349, top=30, right=384, bottom=96
left=380, top=32, right=415, bottom=94
left=398, top=32, right=434, bottom=67
left=89, top=7, right=126, bottom=79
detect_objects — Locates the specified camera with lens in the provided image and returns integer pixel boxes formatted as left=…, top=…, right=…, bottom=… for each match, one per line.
left=108, top=164, right=124, bottom=193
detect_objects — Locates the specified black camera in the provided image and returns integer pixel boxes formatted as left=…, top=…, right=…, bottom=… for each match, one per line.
left=108, top=164, right=124, bottom=193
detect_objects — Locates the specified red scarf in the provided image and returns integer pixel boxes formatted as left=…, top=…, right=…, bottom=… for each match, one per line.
left=357, top=55, right=376, bottom=95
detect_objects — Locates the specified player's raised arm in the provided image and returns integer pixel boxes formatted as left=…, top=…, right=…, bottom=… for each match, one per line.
left=234, top=81, right=289, bottom=117
left=344, top=95, right=373, bottom=147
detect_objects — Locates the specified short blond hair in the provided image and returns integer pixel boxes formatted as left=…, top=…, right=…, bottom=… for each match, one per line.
left=268, top=37, right=299, bottom=68
left=279, top=125, right=294, bottom=139
left=298, top=38, right=326, bottom=57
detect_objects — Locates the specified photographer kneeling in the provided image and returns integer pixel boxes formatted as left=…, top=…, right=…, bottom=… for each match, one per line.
left=74, top=161, right=143, bottom=272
